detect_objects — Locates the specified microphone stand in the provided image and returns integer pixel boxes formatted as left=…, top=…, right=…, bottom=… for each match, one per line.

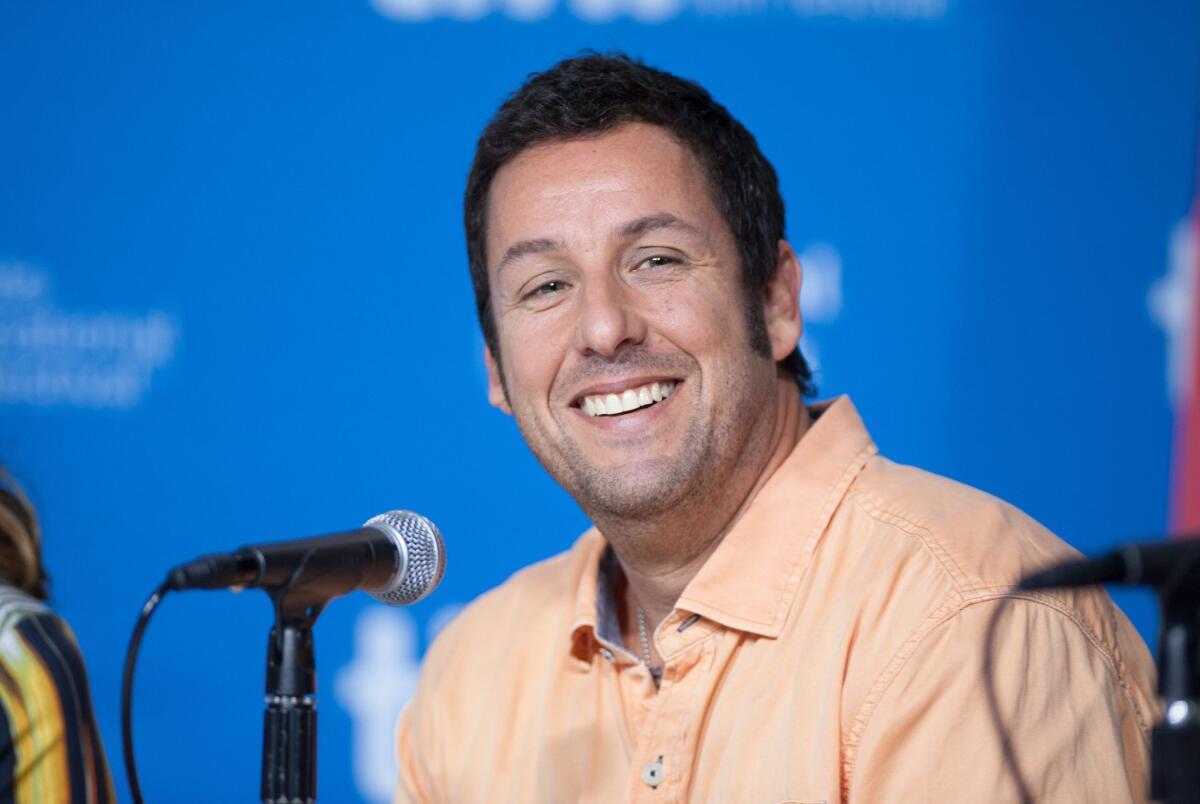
left=260, top=575, right=327, bottom=804
left=1152, top=576, right=1200, bottom=804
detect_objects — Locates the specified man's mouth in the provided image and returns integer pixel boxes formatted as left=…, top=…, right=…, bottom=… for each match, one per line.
left=577, top=380, right=677, bottom=417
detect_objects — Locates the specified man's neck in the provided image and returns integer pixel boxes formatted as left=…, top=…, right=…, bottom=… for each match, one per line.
left=607, top=374, right=811, bottom=644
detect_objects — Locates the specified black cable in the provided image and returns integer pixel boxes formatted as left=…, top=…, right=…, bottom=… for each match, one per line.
left=982, top=593, right=1034, bottom=804
left=122, top=581, right=170, bottom=804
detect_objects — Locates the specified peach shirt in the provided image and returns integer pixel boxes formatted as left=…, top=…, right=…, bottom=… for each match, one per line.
left=395, top=396, right=1157, bottom=803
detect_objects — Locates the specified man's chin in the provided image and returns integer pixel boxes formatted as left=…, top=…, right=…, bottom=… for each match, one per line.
left=568, top=467, right=700, bottom=521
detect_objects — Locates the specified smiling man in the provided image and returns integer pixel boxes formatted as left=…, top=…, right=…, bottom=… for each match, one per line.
left=394, top=54, right=1156, bottom=803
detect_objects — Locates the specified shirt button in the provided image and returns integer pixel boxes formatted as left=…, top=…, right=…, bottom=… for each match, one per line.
left=642, top=758, right=664, bottom=788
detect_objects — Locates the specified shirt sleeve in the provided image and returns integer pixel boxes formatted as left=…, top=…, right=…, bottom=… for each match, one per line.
left=396, top=625, right=460, bottom=804
left=847, top=596, right=1153, bottom=803
left=394, top=698, right=435, bottom=804
left=0, top=611, right=116, bottom=804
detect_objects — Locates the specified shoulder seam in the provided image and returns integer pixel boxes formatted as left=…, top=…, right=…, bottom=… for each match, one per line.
left=846, top=488, right=974, bottom=593
left=840, top=593, right=1152, bottom=796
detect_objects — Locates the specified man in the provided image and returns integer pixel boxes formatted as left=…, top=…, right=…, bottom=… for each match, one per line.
left=395, top=54, right=1156, bottom=802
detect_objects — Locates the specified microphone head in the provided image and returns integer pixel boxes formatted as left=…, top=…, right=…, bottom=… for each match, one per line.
left=363, top=510, right=446, bottom=606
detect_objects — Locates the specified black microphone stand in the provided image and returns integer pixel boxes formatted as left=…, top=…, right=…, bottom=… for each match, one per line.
left=260, top=573, right=327, bottom=804
left=1151, top=574, right=1200, bottom=804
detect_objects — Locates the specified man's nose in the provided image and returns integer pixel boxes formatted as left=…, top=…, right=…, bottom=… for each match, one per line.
left=573, top=274, right=647, bottom=358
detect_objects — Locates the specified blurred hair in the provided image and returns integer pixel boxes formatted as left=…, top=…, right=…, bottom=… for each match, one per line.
left=0, top=470, right=49, bottom=601
left=464, top=52, right=815, bottom=395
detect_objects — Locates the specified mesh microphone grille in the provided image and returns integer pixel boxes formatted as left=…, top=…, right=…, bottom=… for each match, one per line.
left=364, top=510, right=446, bottom=606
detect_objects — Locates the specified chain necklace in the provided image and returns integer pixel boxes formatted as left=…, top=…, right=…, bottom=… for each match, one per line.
left=636, top=605, right=663, bottom=689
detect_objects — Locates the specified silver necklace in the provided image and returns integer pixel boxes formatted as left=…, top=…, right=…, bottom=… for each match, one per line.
left=636, top=605, right=663, bottom=689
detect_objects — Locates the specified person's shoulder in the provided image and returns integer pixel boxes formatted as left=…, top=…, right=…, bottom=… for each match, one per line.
left=846, top=456, right=1155, bottom=703
left=0, top=591, right=93, bottom=688
left=845, top=455, right=1157, bottom=715
left=418, top=529, right=602, bottom=685
left=0, top=587, right=87, bottom=669
left=849, top=454, right=1077, bottom=593
left=0, top=585, right=50, bottom=633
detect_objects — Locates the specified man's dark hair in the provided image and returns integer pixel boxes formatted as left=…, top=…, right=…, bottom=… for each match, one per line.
left=464, top=52, right=815, bottom=395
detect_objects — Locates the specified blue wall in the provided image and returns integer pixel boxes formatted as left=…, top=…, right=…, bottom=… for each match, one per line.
left=1, top=1, right=1197, bottom=800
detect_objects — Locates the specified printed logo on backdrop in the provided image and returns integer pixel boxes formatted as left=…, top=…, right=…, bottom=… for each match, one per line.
left=335, top=604, right=463, bottom=804
left=1148, top=219, right=1195, bottom=408
left=797, top=241, right=843, bottom=377
left=0, top=260, right=179, bottom=409
left=372, top=0, right=945, bottom=23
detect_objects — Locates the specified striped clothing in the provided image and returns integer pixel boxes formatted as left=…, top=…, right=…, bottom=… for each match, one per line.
left=0, top=588, right=113, bottom=804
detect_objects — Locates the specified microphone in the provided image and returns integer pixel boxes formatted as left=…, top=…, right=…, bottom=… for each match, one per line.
left=166, top=510, right=446, bottom=606
left=1018, top=537, right=1200, bottom=591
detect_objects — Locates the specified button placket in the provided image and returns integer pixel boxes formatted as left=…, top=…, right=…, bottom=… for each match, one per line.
left=625, top=673, right=666, bottom=800
left=644, top=629, right=718, bottom=801
left=626, top=617, right=715, bottom=800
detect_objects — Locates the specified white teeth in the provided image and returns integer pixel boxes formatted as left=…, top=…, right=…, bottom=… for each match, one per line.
left=580, top=381, right=678, bottom=417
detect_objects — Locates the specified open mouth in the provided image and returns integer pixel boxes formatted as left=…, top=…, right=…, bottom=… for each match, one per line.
left=575, top=380, right=677, bottom=417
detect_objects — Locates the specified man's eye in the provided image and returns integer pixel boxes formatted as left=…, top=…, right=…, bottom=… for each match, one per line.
left=525, top=280, right=565, bottom=299
left=640, top=255, right=679, bottom=269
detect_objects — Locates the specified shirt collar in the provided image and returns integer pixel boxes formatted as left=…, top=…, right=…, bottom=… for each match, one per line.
left=676, top=395, right=877, bottom=637
left=568, top=529, right=609, bottom=661
left=568, top=394, right=877, bottom=654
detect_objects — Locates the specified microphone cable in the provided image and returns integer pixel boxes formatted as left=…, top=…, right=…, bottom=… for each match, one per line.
left=982, top=593, right=1034, bottom=804
left=122, top=580, right=171, bottom=804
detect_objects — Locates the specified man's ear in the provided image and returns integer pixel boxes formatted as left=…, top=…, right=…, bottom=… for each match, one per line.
left=764, top=240, right=803, bottom=361
left=484, top=345, right=513, bottom=415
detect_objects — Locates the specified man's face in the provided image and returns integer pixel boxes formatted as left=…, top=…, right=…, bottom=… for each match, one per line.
left=484, top=123, right=798, bottom=520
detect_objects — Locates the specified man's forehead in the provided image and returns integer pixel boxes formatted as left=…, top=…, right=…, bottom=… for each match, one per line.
left=484, top=124, right=715, bottom=261
left=495, top=125, right=695, bottom=194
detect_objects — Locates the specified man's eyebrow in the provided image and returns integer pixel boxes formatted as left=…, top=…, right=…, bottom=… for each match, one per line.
left=496, top=215, right=699, bottom=274
left=497, top=238, right=563, bottom=274
left=618, top=213, right=702, bottom=239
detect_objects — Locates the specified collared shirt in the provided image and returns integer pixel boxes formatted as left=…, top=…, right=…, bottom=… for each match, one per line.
left=395, top=396, right=1157, bottom=803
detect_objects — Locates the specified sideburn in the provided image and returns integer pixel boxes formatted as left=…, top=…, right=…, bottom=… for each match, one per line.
left=743, top=291, right=774, bottom=361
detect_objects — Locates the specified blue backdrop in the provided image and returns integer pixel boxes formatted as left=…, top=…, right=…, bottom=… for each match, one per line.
left=1, top=1, right=1198, bottom=801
